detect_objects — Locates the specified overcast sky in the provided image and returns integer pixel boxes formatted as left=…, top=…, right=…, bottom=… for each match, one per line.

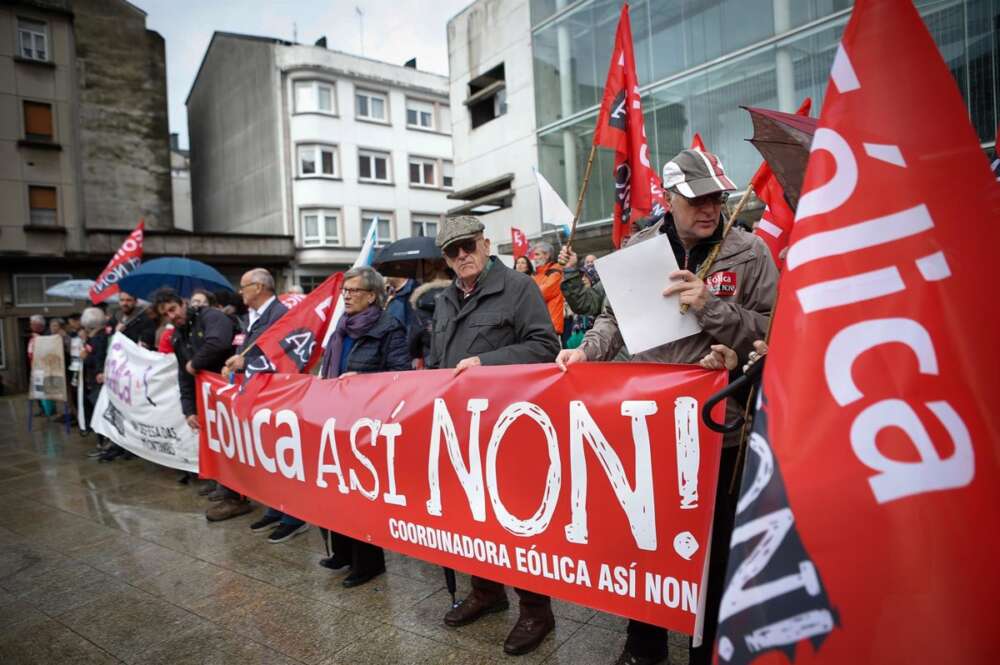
left=134, top=0, right=472, bottom=149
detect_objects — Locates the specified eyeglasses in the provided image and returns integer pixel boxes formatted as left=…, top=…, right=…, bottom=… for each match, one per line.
left=342, top=287, right=372, bottom=297
left=682, top=192, right=727, bottom=207
left=443, top=238, right=479, bottom=259
left=238, top=282, right=260, bottom=293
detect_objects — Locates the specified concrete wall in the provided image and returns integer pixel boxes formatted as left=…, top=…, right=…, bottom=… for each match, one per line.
left=72, top=0, right=173, bottom=230
left=170, top=149, right=191, bottom=231
left=448, top=0, right=541, bottom=250
left=277, top=44, right=453, bottom=274
left=187, top=35, right=285, bottom=236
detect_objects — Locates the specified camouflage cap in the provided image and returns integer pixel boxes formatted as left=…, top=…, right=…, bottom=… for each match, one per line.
left=662, top=149, right=736, bottom=198
left=436, top=215, right=485, bottom=249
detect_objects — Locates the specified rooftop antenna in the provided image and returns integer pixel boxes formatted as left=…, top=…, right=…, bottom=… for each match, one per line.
left=355, top=6, right=364, bottom=56
left=292, top=21, right=298, bottom=44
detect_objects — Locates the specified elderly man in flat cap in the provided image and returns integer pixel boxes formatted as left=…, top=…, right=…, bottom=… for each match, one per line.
left=428, top=215, right=561, bottom=657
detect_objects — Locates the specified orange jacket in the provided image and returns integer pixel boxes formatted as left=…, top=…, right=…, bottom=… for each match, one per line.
left=533, top=262, right=565, bottom=334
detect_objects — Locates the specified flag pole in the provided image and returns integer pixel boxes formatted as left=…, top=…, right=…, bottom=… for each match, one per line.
left=678, top=183, right=756, bottom=314
left=566, top=143, right=599, bottom=250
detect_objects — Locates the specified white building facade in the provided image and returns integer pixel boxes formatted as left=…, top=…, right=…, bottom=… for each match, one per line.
left=446, top=0, right=542, bottom=254
left=188, top=34, right=454, bottom=291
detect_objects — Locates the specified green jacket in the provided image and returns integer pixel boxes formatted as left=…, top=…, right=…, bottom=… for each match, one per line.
left=561, top=268, right=605, bottom=317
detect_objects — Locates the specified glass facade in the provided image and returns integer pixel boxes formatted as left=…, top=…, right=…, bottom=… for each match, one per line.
left=532, top=0, right=999, bottom=225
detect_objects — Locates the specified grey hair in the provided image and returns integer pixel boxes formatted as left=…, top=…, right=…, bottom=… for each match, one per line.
left=533, top=241, right=554, bottom=258
left=81, top=307, right=105, bottom=331
left=247, top=268, right=275, bottom=293
left=29, top=314, right=45, bottom=326
left=344, top=266, right=387, bottom=308
left=49, top=317, right=66, bottom=327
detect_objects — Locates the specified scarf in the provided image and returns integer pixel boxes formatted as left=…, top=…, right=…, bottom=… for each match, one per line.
left=319, top=304, right=382, bottom=378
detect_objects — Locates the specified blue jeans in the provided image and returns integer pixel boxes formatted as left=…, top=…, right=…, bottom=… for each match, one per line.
left=263, top=507, right=304, bottom=528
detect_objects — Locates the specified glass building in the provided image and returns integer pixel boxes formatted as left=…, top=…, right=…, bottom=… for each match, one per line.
left=531, top=0, right=999, bottom=227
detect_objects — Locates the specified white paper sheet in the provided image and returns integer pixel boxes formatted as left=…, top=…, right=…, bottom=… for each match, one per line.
left=595, top=234, right=702, bottom=355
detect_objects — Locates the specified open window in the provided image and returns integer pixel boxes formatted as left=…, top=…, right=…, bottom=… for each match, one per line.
left=466, top=63, right=507, bottom=129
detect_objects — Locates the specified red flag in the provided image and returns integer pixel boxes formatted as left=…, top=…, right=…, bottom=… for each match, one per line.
left=278, top=292, right=307, bottom=309
left=716, top=2, right=1000, bottom=664
left=244, top=272, right=344, bottom=378
left=594, top=4, right=665, bottom=247
left=89, top=220, right=144, bottom=303
left=690, top=133, right=706, bottom=151
left=511, top=227, right=529, bottom=259
left=751, top=98, right=812, bottom=268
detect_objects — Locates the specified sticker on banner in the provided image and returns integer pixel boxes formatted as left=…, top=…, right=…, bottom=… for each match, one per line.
left=707, top=271, right=737, bottom=297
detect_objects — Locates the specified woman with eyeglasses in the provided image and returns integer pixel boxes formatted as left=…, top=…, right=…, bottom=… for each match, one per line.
left=316, top=265, right=410, bottom=588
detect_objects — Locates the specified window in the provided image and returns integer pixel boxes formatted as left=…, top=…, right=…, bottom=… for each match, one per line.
left=358, top=150, right=391, bottom=183
left=294, top=80, right=335, bottom=113
left=300, top=209, right=340, bottom=247
left=299, top=275, right=327, bottom=293
left=406, top=98, right=435, bottom=129
left=361, top=212, right=394, bottom=247
left=0, top=319, right=5, bottom=370
left=13, top=274, right=72, bottom=307
left=411, top=215, right=439, bottom=239
left=17, top=19, right=47, bottom=62
left=408, top=157, right=436, bottom=187
left=297, top=144, right=338, bottom=177
left=356, top=90, right=388, bottom=122
left=442, top=160, right=454, bottom=188
left=23, top=101, right=53, bottom=142
left=28, top=186, right=57, bottom=226
left=467, top=63, right=507, bottom=128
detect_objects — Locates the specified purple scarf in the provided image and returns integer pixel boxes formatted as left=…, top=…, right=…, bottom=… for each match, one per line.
left=320, top=304, right=382, bottom=378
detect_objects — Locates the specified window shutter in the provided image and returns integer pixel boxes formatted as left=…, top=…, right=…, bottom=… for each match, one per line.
left=29, top=186, right=57, bottom=210
left=24, top=102, right=53, bottom=139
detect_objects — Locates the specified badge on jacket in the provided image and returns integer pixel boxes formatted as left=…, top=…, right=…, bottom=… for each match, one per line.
left=706, top=271, right=737, bottom=297
left=233, top=334, right=246, bottom=347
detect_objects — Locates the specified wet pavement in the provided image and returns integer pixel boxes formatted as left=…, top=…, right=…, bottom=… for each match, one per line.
left=0, top=397, right=689, bottom=664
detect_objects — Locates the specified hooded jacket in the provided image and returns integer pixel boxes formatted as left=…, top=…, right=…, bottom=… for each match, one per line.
left=533, top=261, right=565, bottom=334
left=578, top=217, right=778, bottom=444
left=409, top=279, right=450, bottom=363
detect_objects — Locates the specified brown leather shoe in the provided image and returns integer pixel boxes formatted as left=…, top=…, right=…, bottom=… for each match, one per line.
left=443, top=593, right=509, bottom=627
left=503, top=612, right=555, bottom=656
left=205, top=498, right=253, bottom=522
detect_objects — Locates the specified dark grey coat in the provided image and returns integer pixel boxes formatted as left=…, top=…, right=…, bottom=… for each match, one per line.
left=428, top=258, right=560, bottom=369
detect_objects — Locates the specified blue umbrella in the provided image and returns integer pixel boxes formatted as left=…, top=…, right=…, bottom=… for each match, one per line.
left=118, top=257, right=234, bottom=300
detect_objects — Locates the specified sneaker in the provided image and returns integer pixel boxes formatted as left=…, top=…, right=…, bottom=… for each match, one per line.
left=267, top=522, right=310, bottom=544
left=250, top=515, right=282, bottom=533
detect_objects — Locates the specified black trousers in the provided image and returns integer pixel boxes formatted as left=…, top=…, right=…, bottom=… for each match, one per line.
left=330, top=530, right=385, bottom=575
left=626, top=445, right=740, bottom=664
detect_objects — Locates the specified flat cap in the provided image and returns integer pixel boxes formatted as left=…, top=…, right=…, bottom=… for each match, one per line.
left=436, top=215, right=485, bottom=248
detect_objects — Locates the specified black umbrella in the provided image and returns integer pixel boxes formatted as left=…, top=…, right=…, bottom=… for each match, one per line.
left=373, top=236, right=442, bottom=279
left=743, top=106, right=818, bottom=210
left=444, top=567, right=458, bottom=607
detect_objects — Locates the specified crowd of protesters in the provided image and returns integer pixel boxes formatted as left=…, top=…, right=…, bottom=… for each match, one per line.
left=26, top=147, right=775, bottom=665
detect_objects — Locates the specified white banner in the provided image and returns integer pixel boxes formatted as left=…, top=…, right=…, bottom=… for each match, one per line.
left=91, top=333, right=198, bottom=472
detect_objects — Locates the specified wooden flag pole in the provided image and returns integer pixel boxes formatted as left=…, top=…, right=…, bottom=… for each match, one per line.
left=566, top=143, right=599, bottom=250
left=679, top=183, right=757, bottom=315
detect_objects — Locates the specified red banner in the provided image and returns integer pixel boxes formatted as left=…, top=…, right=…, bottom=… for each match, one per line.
left=716, top=1, right=1000, bottom=664
left=691, top=133, right=706, bottom=151
left=594, top=4, right=665, bottom=248
left=90, top=219, right=144, bottom=303
left=198, top=364, right=726, bottom=633
left=244, top=272, right=344, bottom=379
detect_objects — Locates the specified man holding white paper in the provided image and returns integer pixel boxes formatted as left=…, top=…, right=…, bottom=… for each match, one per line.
left=556, top=148, right=777, bottom=665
